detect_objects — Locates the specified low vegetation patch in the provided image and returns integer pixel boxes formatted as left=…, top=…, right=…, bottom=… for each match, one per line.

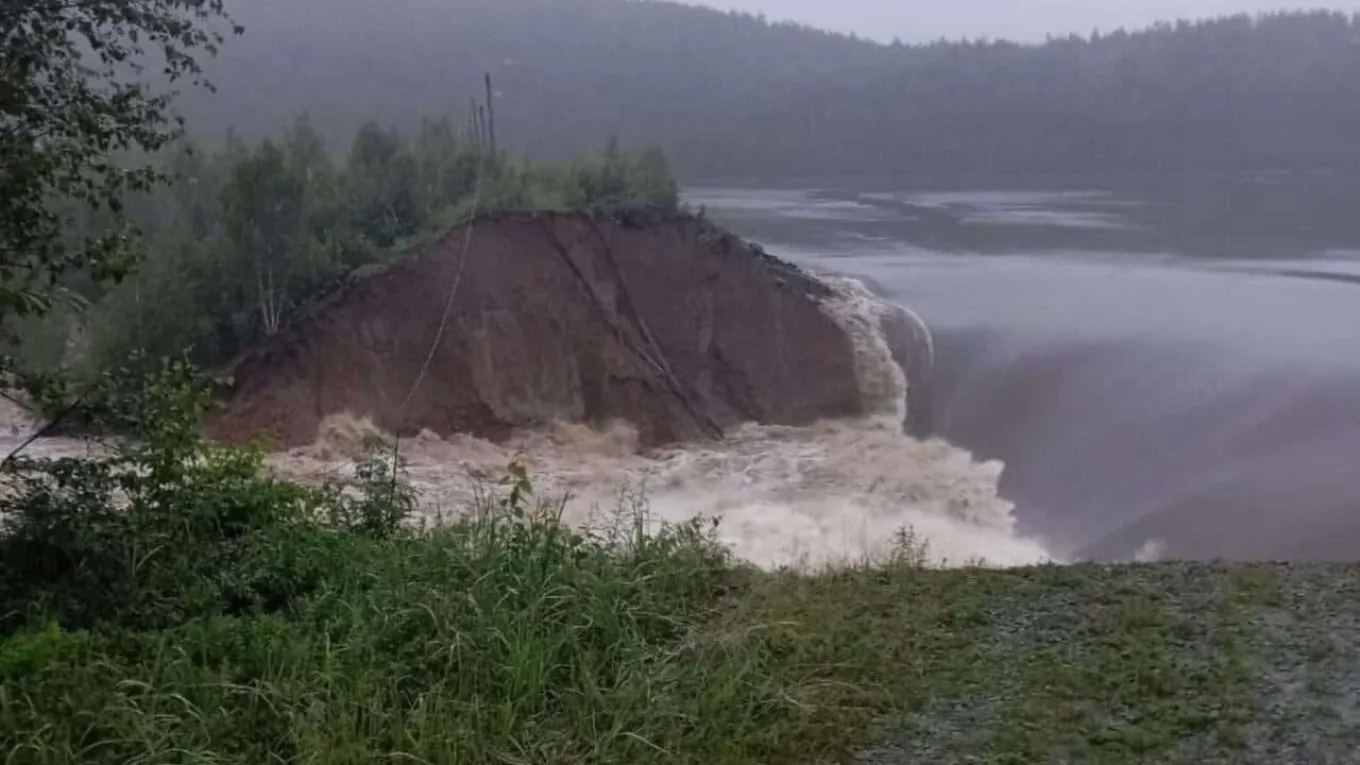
left=3, top=364, right=1358, bottom=764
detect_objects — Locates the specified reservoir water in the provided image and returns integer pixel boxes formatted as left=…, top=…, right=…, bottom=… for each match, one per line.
left=688, top=178, right=1360, bottom=562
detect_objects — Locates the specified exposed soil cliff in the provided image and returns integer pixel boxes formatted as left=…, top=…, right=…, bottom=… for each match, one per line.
left=206, top=207, right=911, bottom=450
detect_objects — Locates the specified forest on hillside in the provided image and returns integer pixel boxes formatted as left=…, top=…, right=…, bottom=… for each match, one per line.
left=176, top=0, right=896, bottom=162
left=9, top=118, right=679, bottom=385
left=178, top=2, right=1360, bottom=182
left=10, top=0, right=1360, bottom=387
left=684, top=10, right=1360, bottom=179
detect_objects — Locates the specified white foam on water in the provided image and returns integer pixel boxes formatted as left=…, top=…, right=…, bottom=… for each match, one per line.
left=272, top=274, right=1056, bottom=570
left=271, top=413, right=1052, bottom=570
left=0, top=276, right=1058, bottom=570
left=0, top=399, right=109, bottom=462
left=817, top=274, right=911, bottom=424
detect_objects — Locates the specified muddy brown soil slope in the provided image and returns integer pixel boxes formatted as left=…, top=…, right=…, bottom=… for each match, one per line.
left=206, top=207, right=891, bottom=449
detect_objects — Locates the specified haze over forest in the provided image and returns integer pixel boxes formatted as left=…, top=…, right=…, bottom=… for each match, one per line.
left=168, top=1, right=1360, bottom=181
left=693, top=0, right=1353, bottom=44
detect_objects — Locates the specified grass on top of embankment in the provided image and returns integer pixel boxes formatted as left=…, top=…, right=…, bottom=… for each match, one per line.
left=4, top=364, right=1360, bottom=764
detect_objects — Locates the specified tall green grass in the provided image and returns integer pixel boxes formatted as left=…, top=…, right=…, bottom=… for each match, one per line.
left=0, top=505, right=772, bottom=763
left=0, top=361, right=1289, bottom=764
left=0, top=357, right=920, bottom=764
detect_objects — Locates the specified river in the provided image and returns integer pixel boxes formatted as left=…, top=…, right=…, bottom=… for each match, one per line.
left=686, top=179, right=1360, bottom=563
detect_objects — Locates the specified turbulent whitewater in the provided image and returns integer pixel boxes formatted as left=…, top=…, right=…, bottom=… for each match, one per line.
left=0, top=271, right=1052, bottom=570
left=271, top=274, right=1050, bottom=569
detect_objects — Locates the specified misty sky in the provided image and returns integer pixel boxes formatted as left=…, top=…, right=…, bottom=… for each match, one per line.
left=692, top=0, right=1359, bottom=42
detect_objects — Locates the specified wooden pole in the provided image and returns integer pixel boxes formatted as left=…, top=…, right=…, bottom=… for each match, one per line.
left=478, top=104, right=488, bottom=154
left=469, top=98, right=482, bottom=148
left=484, top=72, right=497, bottom=157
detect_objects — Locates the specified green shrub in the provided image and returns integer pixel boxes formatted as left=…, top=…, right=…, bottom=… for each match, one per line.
left=23, top=127, right=686, bottom=393
left=0, top=359, right=813, bottom=764
left=0, top=355, right=334, bottom=633
left=319, top=433, right=417, bottom=539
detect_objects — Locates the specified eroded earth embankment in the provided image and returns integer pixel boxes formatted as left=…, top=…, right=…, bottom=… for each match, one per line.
left=206, top=207, right=932, bottom=449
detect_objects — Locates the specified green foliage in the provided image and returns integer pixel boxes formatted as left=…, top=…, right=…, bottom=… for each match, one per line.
left=322, top=434, right=417, bottom=540
left=219, top=138, right=314, bottom=337
left=11, top=127, right=683, bottom=394
left=632, top=146, right=682, bottom=209
left=0, top=365, right=1321, bottom=764
left=0, top=622, right=67, bottom=679
left=0, top=506, right=752, bottom=764
left=343, top=122, right=422, bottom=247
left=564, top=139, right=681, bottom=209
left=0, top=354, right=332, bottom=633
left=0, top=0, right=238, bottom=332
left=0, top=359, right=841, bottom=765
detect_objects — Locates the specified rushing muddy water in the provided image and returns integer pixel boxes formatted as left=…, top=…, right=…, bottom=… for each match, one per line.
left=0, top=276, right=1049, bottom=570
left=7, top=178, right=1359, bottom=567
left=688, top=180, right=1360, bottom=563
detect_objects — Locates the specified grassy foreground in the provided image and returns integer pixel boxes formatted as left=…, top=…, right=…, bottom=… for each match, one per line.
left=7, top=543, right=1360, bottom=764
left=7, top=528, right=1360, bottom=763
left=3, top=367, right=1359, bottom=763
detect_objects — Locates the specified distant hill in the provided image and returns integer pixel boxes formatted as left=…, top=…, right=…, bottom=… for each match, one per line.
left=676, top=11, right=1360, bottom=181
left=185, top=0, right=895, bottom=161
left=185, top=2, right=1360, bottom=182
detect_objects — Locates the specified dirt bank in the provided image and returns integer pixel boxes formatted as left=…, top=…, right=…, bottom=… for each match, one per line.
left=206, top=207, right=910, bottom=449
